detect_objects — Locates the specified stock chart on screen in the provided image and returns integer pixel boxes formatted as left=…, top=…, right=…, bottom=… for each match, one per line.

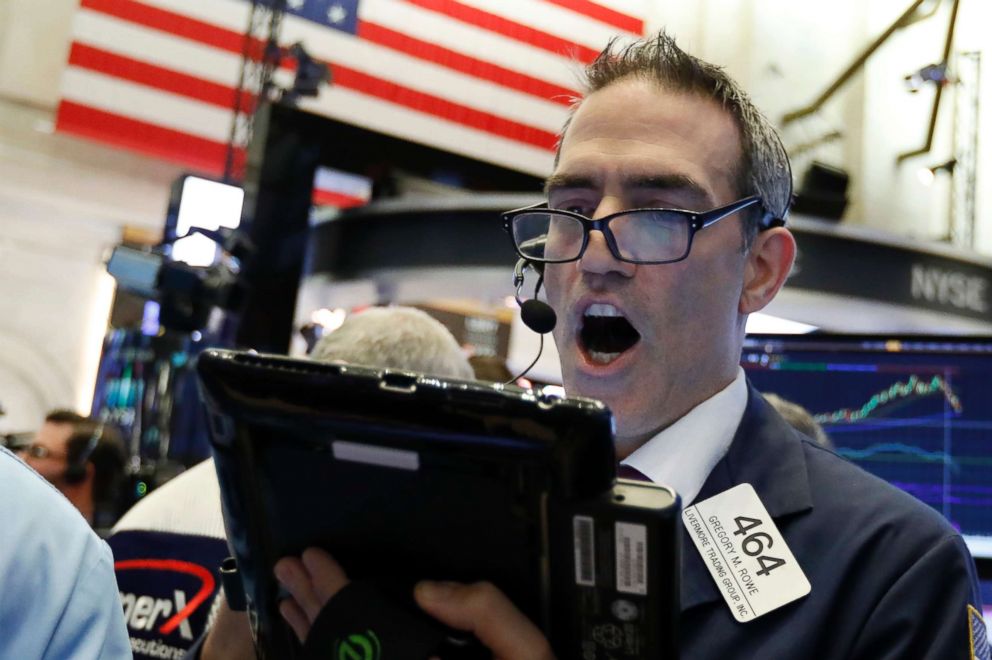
left=741, top=335, right=992, bottom=558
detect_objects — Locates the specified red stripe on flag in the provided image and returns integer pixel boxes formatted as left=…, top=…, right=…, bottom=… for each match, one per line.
left=81, top=0, right=252, bottom=55
left=83, top=0, right=300, bottom=70
left=55, top=101, right=242, bottom=176
left=543, top=0, right=643, bottom=34
left=68, top=43, right=254, bottom=112
left=358, top=20, right=577, bottom=106
left=312, top=189, right=368, bottom=208
left=404, top=0, right=600, bottom=63
left=332, top=64, right=558, bottom=151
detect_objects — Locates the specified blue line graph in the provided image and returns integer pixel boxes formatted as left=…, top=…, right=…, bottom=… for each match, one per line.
left=836, top=442, right=958, bottom=470
left=825, top=412, right=959, bottom=434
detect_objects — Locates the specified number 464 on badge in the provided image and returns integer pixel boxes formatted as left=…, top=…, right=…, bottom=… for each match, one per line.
left=682, top=483, right=811, bottom=622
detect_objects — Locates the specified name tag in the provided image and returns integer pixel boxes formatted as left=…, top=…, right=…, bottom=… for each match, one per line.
left=682, top=483, right=810, bottom=622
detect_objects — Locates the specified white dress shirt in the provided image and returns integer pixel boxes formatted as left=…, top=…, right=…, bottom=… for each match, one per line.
left=620, top=367, right=747, bottom=506
left=113, top=457, right=226, bottom=539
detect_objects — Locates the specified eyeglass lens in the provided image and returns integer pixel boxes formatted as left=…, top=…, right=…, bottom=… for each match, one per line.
left=24, top=444, right=51, bottom=459
left=512, top=210, right=691, bottom=262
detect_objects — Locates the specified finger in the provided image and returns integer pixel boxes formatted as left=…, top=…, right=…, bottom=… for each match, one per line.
left=274, top=557, right=324, bottom=622
left=300, top=547, right=349, bottom=604
left=414, top=581, right=554, bottom=660
left=279, top=597, right=311, bottom=644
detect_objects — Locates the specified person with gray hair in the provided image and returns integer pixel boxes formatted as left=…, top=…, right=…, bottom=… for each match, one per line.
left=109, top=306, right=473, bottom=660
left=309, top=306, right=474, bottom=380
left=275, top=31, right=983, bottom=660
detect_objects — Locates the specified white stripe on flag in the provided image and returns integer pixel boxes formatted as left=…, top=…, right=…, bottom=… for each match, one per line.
left=314, top=166, right=373, bottom=200
left=137, top=0, right=248, bottom=33
left=452, top=0, right=636, bottom=45
left=61, top=67, right=232, bottom=142
left=298, top=87, right=554, bottom=176
left=587, top=0, right=648, bottom=19
left=73, top=10, right=242, bottom=86
left=359, top=0, right=583, bottom=90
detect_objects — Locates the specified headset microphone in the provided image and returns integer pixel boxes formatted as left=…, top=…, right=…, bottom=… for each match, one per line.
left=505, top=259, right=557, bottom=386
left=513, top=258, right=557, bottom=334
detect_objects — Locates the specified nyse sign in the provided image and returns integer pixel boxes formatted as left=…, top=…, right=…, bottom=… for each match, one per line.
left=910, top=264, right=989, bottom=314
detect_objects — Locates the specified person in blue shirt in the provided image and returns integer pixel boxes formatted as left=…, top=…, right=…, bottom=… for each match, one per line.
left=0, top=445, right=131, bottom=658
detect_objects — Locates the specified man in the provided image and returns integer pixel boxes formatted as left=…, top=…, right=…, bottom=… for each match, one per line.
left=276, top=32, right=985, bottom=659
left=19, top=409, right=127, bottom=528
left=1, top=444, right=131, bottom=657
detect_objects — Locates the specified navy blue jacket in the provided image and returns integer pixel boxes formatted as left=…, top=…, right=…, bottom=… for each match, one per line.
left=681, top=383, right=986, bottom=659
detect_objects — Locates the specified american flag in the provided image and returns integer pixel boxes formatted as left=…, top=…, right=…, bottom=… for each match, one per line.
left=55, top=0, right=646, bottom=185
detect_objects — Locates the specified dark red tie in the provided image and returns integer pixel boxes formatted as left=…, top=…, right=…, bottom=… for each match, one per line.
left=617, top=463, right=651, bottom=482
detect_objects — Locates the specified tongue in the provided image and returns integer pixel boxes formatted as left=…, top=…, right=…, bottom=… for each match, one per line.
left=581, top=316, right=640, bottom=360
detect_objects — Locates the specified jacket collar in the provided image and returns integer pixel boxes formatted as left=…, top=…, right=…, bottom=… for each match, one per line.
left=680, top=381, right=814, bottom=612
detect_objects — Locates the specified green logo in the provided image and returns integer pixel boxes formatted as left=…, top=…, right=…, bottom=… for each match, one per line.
left=334, top=630, right=382, bottom=660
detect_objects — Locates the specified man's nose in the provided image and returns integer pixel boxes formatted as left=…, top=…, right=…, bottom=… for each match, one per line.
left=579, top=204, right=636, bottom=277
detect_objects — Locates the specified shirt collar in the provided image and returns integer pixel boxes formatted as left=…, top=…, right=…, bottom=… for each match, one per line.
left=620, top=367, right=747, bottom=506
left=680, top=382, right=814, bottom=612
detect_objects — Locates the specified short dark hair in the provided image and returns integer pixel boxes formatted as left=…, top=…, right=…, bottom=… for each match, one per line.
left=44, top=409, right=88, bottom=426
left=556, top=31, right=792, bottom=245
left=54, top=416, right=127, bottom=506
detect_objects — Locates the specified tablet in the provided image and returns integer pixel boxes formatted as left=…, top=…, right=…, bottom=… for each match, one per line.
left=197, top=349, right=679, bottom=659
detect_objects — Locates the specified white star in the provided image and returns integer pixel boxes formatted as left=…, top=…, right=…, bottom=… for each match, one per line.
left=286, top=0, right=305, bottom=9
left=327, top=3, right=348, bottom=24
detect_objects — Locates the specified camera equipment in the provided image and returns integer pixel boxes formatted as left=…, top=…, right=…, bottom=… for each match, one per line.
left=197, top=349, right=680, bottom=659
left=106, top=243, right=245, bottom=333
left=105, top=175, right=251, bottom=333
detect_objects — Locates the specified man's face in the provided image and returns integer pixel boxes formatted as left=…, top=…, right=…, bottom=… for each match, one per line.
left=21, top=421, right=74, bottom=485
left=544, top=79, right=751, bottom=453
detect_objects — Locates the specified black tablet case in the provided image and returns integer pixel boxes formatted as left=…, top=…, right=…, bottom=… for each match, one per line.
left=197, top=349, right=677, bottom=659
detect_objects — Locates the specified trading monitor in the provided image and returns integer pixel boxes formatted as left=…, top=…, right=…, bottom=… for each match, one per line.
left=742, top=334, right=992, bottom=558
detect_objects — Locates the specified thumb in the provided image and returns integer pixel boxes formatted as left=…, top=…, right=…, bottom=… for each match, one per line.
left=414, top=581, right=554, bottom=660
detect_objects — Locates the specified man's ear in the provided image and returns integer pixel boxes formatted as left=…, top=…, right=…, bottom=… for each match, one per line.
left=739, top=227, right=796, bottom=314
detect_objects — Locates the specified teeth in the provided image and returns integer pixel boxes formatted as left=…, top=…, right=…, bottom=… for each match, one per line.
left=585, top=303, right=623, bottom=318
left=589, top=351, right=621, bottom=364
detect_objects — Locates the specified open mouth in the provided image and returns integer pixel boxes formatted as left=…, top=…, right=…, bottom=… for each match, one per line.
left=579, top=303, right=641, bottom=364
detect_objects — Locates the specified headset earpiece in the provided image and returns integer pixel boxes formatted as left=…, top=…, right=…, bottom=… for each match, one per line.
left=64, top=424, right=102, bottom=484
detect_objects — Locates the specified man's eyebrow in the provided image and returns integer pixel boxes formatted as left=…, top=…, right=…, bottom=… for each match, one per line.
left=544, top=173, right=714, bottom=207
left=544, top=173, right=595, bottom=195
left=626, top=174, right=713, bottom=207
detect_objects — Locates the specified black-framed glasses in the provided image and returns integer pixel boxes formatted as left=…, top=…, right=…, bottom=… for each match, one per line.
left=502, top=195, right=778, bottom=265
left=19, top=444, right=64, bottom=460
